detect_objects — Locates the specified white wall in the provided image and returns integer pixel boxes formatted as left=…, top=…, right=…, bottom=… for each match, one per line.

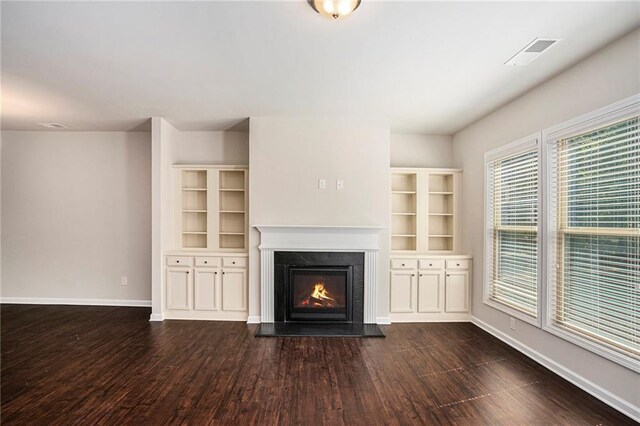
left=248, top=117, right=391, bottom=322
left=390, top=134, right=452, bottom=167
left=173, top=131, right=249, bottom=165
left=452, top=29, right=640, bottom=416
left=0, top=136, right=3, bottom=292
left=1, top=131, right=152, bottom=304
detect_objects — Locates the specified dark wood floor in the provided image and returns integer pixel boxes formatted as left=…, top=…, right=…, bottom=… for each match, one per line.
left=1, top=305, right=634, bottom=425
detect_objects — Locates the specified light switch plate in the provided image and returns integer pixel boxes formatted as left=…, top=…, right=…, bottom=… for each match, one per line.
left=318, top=179, right=326, bottom=189
left=336, top=180, right=344, bottom=190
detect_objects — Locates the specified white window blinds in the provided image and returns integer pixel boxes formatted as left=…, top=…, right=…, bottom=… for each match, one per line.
left=547, top=115, right=640, bottom=362
left=485, top=137, right=540, bottom=319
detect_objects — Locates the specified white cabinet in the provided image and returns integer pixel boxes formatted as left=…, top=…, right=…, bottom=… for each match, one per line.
left=194, top=268, right=219, bottom=311
left=166, top=268, right=191, bottom=310
left=418, top=271, right=443, bottom=313
left=164, top=254, right=247, bottom=320
left=167, top=165, right=248, bottom=321
left=390, top=256, right=471, bottom=322
left=445, top=271, right=469, bottom=313
left=222, top=269, right=247, bottom=311
left=390, top=270, right=415, bottom=313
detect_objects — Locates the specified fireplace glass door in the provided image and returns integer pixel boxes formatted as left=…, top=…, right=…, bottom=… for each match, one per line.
left=287, top=267, right=352, bottom=322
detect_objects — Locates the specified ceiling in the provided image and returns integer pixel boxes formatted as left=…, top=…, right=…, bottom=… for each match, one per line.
left=2, top=1, right=639, bottom=134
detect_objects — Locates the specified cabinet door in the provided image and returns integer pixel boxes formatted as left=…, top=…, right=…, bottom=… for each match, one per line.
left=418, top=271, right=443, bottom=313
left=194, top=268, right=219, bottom=311
left=445, top=271, right=469, bottom=313
left=222, top=269, right=247, bottom=311
left=166, top=268, right=191, bottom=310
left=390, top=270, right=416, bottom=313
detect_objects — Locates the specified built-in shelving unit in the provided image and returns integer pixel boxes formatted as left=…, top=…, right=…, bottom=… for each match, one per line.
left=173, top=165, right=248, bottom=252
left=391, top=172, right=418, bottom=251
left=427, top=173, right=454, bottom=252
left=218, top=170, right=246, bottom=250
left=390, top=168, right=461, bottom=254
left=181, top=170, right=208, bottom=248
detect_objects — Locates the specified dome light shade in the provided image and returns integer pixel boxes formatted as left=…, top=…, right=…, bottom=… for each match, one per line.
left=308, top=0, right=361, bottom=20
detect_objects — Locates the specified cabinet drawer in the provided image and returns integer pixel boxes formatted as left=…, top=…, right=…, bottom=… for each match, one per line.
left=446, top=259, right=470, bottom=270
left=222, top=257, right=247, bottom=268
left=195, top=256, right=220, bottom=267
left=390, top=259, right=418, bottom=270
left=166, top=256, right=192, bottom=267
left=419, top=259, right=444, bottom=270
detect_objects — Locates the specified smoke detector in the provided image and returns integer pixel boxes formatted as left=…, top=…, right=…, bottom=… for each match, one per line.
left=38, top=122, right=68, bottom=129
left=505, top=38, right=561, bottom=66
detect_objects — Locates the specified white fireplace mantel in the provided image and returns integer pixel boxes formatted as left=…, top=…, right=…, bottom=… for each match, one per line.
left=254, top=225, right=385, bottom=323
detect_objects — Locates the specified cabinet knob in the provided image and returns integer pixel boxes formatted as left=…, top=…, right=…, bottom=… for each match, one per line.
left=176, top=260, right=180, bottom=263
left=412, top=274, right=415, bottom=277
left=214, top=271, right=217, bottom=275
left=204, top=261, right=207, bottom=264
left=447, top=274, right=450, bottom=277
left=186, top=271, right=189, bottom=274
left=456, top=263, right=460, bottom=266
left=223, top=272, right=226, bottom=275
left=429, top=263, right=432, bottom=266
left=402, top=263, right=405, bottom=266
left=232, top=261, right=236, bottom=264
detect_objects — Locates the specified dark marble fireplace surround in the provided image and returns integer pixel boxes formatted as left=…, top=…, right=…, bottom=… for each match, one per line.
left=254, top=250, right=383, bottom=337
left=274, top=251, right=365, bottom=323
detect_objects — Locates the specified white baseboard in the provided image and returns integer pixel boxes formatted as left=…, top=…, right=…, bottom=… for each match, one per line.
left=376, top=316, right=391, bottom=325
left=246, top=316, right=261, bottom=324
left=0, top=297, right=151, bottom=308
left=149, top=313, right=165, bottom=322
left=470, top=316, right=640, bottom=422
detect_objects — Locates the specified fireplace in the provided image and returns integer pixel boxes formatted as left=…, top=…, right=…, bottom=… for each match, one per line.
left=288, top=266, right=353, bottom=322
left=255, top=226, right=385, bottom=337
left=274, top=252, right=364, bottom=324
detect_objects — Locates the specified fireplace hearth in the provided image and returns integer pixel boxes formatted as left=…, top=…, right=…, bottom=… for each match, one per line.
left=255, top=251, right=384, bottom=337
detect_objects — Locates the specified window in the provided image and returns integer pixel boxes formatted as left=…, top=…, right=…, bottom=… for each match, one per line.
left=485, top=135, right=541, bottom=323
left=545, top=97, right=639, bottom=369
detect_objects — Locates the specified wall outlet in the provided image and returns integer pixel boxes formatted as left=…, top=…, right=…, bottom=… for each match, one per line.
left=336, top=179, right=344, bottom=190
left=510, top=317, right=516, bottom=330
left=318, top=179, right=326, bottom=189
left=121, top=276, right=128, bottom=286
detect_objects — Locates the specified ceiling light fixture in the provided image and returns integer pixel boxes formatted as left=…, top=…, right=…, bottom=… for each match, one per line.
left=38, top=122, right=68, bottom=129
left=308, top=0, right=361, bottom=20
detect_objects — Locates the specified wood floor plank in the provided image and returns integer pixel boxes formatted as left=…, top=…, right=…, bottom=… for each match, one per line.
left=1, top=305, right=635, bottom=425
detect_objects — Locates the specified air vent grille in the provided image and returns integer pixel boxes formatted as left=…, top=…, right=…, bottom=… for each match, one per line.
left=525, top=39, right=557, bottom=53
left=505, top=38, right=561, bottom=66
left=38, top=123, right=68, bottom=129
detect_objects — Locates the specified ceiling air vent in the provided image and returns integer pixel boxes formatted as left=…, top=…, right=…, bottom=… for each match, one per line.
left=505, top=38, right=560, bottom=66
left=38, top=122, right=68, bottom=129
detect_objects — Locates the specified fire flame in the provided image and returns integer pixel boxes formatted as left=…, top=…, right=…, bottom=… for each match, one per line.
left=311, top=282, right=336, bottom=302
left=299, top=282, right=337, bottom=307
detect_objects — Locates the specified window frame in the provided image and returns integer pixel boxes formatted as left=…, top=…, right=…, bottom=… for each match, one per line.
left=542, top=94, right=640, bottom=373
left=484, top=133, right=543, bottom=327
